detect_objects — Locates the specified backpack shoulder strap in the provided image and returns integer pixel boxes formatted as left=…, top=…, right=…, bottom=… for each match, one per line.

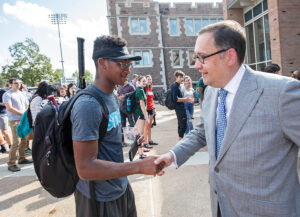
left=63, top=89, right=109, bottom=142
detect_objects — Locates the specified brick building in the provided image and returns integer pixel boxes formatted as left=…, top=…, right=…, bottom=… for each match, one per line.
left=223, top=0, right=300, bottom=76
left=106, top=0, right=223, bottom=90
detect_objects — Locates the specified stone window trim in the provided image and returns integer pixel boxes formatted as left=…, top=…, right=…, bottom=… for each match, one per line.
left=131, top=49, right=153, bottom=68
left=170, top=49, right=183, bottom=69
left=168, top=18, right=180, bottom=36
left=186, top=50, right=196, bottom=68
left=129, top=17, right=150, bottom=35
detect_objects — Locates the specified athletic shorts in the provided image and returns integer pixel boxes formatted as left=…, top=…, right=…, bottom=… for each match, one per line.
left=147, top=109, right=154, bottom=116
left=134, top=114, right=145, bottom=122
left=74, top=184, right=137, bottom=217
left=0, top=114, right=8, bottom=130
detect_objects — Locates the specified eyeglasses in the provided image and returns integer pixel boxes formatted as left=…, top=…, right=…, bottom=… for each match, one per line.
left=193, top=48, right=229, bottom=64
left=109, top=59, right=132, bottom=70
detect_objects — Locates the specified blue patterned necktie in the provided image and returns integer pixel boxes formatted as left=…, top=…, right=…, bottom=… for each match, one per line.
left=216, top=89, right=228, bottom=158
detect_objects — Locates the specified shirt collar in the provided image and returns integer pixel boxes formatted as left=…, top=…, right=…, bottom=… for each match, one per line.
left=223, top=64, right=245, bottom=95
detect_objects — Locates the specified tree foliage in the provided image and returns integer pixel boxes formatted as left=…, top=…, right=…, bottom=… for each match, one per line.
left=72, top=70, right=94, bottom=83
left=51, top=69, right=63, bottom=83
left=1, top=38, right=55, bottom=86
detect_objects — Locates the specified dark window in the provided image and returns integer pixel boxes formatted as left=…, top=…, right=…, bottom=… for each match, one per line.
left=263, top=0, right=268, bottom=11
left=244, top=10, right=252, bottom=23
left=253, top=3, right=262, bottom=17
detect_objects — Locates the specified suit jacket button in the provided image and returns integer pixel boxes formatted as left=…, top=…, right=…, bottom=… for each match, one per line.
left=215, top=167, right=219, bottom=173
left=214, top=190, right=217, bottom=194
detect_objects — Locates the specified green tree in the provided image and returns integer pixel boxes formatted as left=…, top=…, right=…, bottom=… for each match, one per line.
left=72, top=70, right=94, bottom=83
left=51, top=69, right=63, bottom=83
left=1, top=38, right=54, bottom=86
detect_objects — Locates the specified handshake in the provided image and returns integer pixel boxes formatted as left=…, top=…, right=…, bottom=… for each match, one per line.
left=136, top=152, right=174, bottom=177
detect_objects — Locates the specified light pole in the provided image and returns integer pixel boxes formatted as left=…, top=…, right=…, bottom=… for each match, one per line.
left=49, top=13, right=67, bottom=84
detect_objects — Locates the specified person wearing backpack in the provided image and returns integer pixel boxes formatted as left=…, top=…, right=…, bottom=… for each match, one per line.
left=117, top=80, right=135, bottom=128
left=170, top=70, right=193, bottom=140
left=71, top=35, right=159, bottom=217
left=2, top=78, right=32, bottom=172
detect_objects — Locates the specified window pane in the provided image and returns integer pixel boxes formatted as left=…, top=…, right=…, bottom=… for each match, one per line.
left=202, top=19, right=209, bottom=28
left=186, top=19, right=194, bottom=35
left=254, top=17, right=265, bottom=62
left=131, top=19, right=139, bottom=33
left=210, top=19, right=217, bottom=24
left=139, top=19, right=147, bottom=33
left=189, top=50, right=195, bottom=66
left=244, top=10, right=252, bottom=23
left=218, top=18, right=223, bottom=22
left=245, top=24, right=255, bottom=64
left=263, top=0, right=268, bottom=11
left=170, top=19, right=178, bottom=35
left=134, top=51, right=141, bottom=65
left=172, top=50, right=180, bottom=66
left=142, top=51, right=150, bottom=65
left=195, top=19, right=201, bottom=34
left=257, top=62, right=266, bottom=71
left=264, top=15, right=271, bottom=61
left=253, top=3, right=262, bottom=17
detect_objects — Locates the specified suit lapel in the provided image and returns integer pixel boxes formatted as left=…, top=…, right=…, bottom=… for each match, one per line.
left=215, top=67, right=263, bottom=165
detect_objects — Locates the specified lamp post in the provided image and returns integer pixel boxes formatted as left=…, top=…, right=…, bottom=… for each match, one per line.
left=49, top=13, right=67, bottom=84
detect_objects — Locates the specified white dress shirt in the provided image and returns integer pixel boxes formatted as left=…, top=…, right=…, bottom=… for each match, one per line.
left=171, top=64, right=246, bottom=167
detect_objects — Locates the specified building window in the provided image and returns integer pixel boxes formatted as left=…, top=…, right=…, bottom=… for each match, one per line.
left=245, top=1, right=271, bottom=71
left=171, top=50, right=182, bottom=68
left=210, top=19, right=217, bottom=24
left=133, top=50, right=151, bottom=67
left=130, top=18, right=147, bottom=34
left=170, top=19, right=178, bottom=35
left=186, top=19, right=201, bottom=35
left=188, top=50, right=196, bottom=67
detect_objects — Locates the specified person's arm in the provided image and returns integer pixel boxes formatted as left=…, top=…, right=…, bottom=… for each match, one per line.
left=139, top=99, right=149, bottom=123
left=199, top=87, right=204, bottom=101
left=73, top=140, right=158, bottom=180
left=279, top=79, right=300, bottom=148
left=4, top=103, right=23, bottom=115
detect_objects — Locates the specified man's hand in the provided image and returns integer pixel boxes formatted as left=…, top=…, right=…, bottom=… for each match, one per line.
left=154, top=152, right=174, bottom=176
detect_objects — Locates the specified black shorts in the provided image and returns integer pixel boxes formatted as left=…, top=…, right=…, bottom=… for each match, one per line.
left=134, top=114, right=145, bottom=122
left=147, top=109, right=154, bottom=116
left=74, top=184, right=137, bottom=217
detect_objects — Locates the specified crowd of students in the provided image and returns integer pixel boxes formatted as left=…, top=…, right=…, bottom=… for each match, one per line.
left=0, top=79, right=77, bottom=172
left=116, top=74, right=158, bottom=159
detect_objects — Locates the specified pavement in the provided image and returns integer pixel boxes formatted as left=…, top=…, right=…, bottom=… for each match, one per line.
left=0, top=104, right=299, bottom=217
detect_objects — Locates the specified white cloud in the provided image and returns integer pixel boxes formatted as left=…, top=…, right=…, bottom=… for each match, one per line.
left=0, top=16, right=8, bottom=24
left=2, top=1, right=109, bottom=76
left=3, top=1, right=53, bottom=28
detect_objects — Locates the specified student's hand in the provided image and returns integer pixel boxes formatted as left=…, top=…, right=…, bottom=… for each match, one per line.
left=154, top=152, right=174, bottom=176
left=136, top=135, right=144, bottom=146
left=138, top=155, right=160, bottom=176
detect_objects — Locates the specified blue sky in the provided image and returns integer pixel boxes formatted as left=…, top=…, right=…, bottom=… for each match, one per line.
left=0, top=0, right=221, bottom=78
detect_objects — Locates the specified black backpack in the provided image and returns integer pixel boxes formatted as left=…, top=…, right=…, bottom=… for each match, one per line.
left=32, top=89, right=109, bottom=199
left=120, top=90, right=137, bottom=115
left=165, top=89, right=176, bottom=110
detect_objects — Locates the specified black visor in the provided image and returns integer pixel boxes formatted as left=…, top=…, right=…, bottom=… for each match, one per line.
left=92, top=46, right=142, bottom=61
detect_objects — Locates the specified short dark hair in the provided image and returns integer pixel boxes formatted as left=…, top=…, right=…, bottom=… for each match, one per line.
left=174, top=70, right=185, bottom=78
left=92, top=35, right=127, bottom=70
left=9, top=78, right=18, bottom=84
left=199, top=20, right=246, bottom=64
left=263, top=63, right=281, bottom=73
